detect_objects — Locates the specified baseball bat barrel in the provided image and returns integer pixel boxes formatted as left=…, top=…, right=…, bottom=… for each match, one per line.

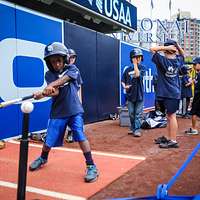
left=0, top=94, right=34, bottom=109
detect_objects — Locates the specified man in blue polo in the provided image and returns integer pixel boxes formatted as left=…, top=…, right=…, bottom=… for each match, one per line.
left=121, top=48, right=146, bottom=137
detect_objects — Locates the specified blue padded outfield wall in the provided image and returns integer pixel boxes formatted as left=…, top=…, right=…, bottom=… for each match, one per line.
left=0, top=1, right=63, bottom=140
left=64, top=22, right=119, bottom=122
left=0, top=1, right=154, bottom=140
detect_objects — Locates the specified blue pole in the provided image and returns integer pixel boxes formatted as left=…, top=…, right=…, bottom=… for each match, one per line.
left=166, top=143, right=200, bottom=191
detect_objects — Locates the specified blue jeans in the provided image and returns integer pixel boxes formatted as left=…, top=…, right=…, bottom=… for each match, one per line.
left=127, top=100, right=144, bottom=133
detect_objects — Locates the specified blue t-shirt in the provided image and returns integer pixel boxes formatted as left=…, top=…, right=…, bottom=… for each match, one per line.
left=45, top=64, right=84, bottom=119
left=194, top=72, right=200, bottom=95
left=152, top=53, right=184, bottom=99
left=181, top=75, right=192, bottom=98
left=69, top=64, right=83, bottom=91
left=121, top=64, right=146, bottom=102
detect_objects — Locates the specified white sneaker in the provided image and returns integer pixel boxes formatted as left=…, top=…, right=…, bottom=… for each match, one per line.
left=133, top=132, right=142, bottom=137
left=185, top=128, right=199, bottom=135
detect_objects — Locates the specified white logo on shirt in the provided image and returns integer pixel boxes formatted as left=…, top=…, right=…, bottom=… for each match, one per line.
left=87, top=0, right=93, bottom=6
left=165, top=66, right=178, bottom=78
left=58, top=70, right=69, bottom=87
left=128, top=70, right=136, bottom=78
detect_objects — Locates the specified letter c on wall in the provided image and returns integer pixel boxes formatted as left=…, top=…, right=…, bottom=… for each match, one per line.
left=0, top=38, right=49, bottom=102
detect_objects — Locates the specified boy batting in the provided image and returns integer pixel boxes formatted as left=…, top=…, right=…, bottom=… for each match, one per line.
left=29, top=42, right=99, bottom=183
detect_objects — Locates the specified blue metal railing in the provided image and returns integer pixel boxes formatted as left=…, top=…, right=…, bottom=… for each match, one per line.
left=111, top=143, right=200, bottom=200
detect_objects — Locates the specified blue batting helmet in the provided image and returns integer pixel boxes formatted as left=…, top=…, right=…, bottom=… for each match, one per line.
left=68, top=49, right=77, bottom=58
left=44, top=42, right=69, bottom=72
left=192, top=57, right=200, bottom=64
left=179, top=65, right=191, bottom=75
left=130, top=48, right=143, bottom=62
left=164, top=39, right=177, bottom=47
left=44, top=42, right=68, bottom=60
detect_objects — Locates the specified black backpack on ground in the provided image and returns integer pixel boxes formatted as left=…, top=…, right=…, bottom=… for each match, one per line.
left=141, top=110, right=167, bottom=129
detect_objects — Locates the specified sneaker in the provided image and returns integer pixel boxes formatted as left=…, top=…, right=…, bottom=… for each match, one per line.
left=128, top=131, right=133, bottom=135
left=185, top=128, right=199, bottom=135
left=29, top=157, right=47, bottom=171
left=182, top=114, right=190, bottom=119
left=66, top=130, right=74, bottom=143
left=159, top=140, right=179, bottom=148
left=154, top=136, right=168, bottom=144
left=133, top=132, right=142, bottom=137
left=84, top=165, right=99, bottom=183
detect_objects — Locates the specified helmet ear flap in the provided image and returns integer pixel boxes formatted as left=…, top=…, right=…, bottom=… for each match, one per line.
left=65, top=54, right=70, bottom=64
left=130, top=50, right=134, bottom=63
left=45, top=60, right=55, bottom=73
left=65, top=48, right=70, bottom=64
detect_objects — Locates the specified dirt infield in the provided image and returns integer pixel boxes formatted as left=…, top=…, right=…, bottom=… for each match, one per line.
left=64, top=117, right=200, bottom=199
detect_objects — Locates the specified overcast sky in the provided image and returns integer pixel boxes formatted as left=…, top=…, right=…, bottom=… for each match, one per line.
left=131, top=0, right=200, bottom=20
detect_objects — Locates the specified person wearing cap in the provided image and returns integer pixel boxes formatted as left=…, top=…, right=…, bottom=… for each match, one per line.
left=153, top=74, right=166, bottom=114
left=180, top=65, right=193, bottom=118
left=64, top=48, right=82, bottom=143
left=29, top=42, right=99, bottom=183
left=150, top=39, right=185, bottom=148
left=121, top=48, right=146, bottom=137
left=185, top=57, right=200, bottom=135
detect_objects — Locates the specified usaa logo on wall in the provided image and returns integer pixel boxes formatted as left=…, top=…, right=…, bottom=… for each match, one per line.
left=0, top=0, right=63, bottom=139
left=72, top=0, right=137, bottom=30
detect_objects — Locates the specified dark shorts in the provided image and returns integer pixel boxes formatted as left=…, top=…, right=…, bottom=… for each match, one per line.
left=158, top=98, right=179, bottom=114
left=191, top=94, right=200, bottom=117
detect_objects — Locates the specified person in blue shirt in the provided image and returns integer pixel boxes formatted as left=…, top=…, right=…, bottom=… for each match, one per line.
left=150, top=39, right=185, bottom=148
left=29, top=42, right=99, bottom=183
left=185, top=57, right=200, bottom=135
left=121, top=48, right=146, bottom=137
left=67, top=48, right=83, bottom=91
left=153, top=74, right=166, bottom=115
left=64, top=48, right=82, bottom=143
left=180, top=66, right=193, bottom=118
